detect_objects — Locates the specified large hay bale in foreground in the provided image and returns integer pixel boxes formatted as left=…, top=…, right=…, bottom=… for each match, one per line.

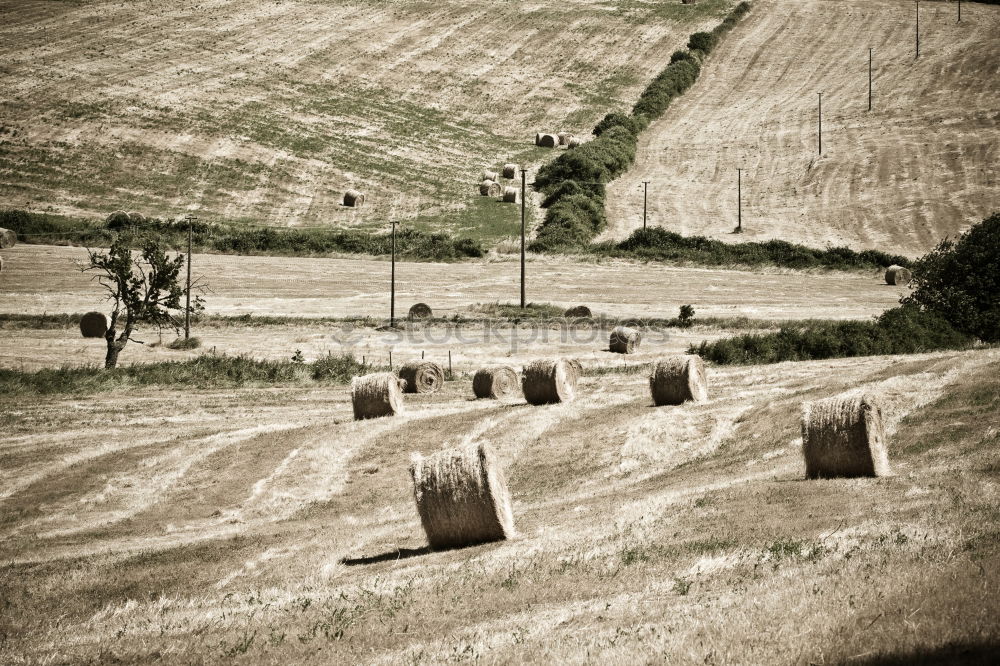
left=472, top=365, right=519, bottom=400
left=650, top=355, right=708, bottom=406
left=343, top=189, right=365, bottom=207
left=351, top=372, right=404, bottom=420
left=408, top=303, right=433, bottom=320
left=0, top=227, right=16, bottom=249
left=479, top=180, right=502, bottom=197
left=398, top=360, right=444, bottom=394
left=502, top=163, right=517, bottom=179
left=502, top=186, right=518, bottom=203
left=884, top=265, right=912, bottom=286
left=79, top=311, right=108, bottom=338
left=522, top=358, right=576, bottom=405
left=410, top=442, right=515, bottom=550
left=535, top=133, right=558, bottom=148
left=802, top=392, right=890, bottom=478
left=564, top=305, right=592, bottom=318
left=609, top=325, right=641, bottom=354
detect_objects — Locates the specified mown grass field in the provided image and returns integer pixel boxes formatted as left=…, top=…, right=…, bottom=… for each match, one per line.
left=0, top=0, right=737, bottom=242
left=1, top=347, right=997, bottom=663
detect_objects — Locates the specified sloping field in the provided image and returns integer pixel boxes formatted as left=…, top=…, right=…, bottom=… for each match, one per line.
left=605, top=0, right=1000, bottom=257
left=0, top=0, right=735, bottom=235
left=2, top=348, right=998, bottom=662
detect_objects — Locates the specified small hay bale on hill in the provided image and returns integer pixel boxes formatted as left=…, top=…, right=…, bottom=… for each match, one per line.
left=609, top=325, right=641, bottom=354
left=473, top=365, right=520, bottom=400
left=0, top=227, right=17, bottom=249
left=682, top=0, right=699, bottom=5
left=408, top=303, right=433, bottom=320
left=567, top=137, right=582, bottom=149
left=801, top=392, right=890, bottom=478
left=502, top=163, right=517, bottom=179
left=522, top=358, right=576, bottom=405
left=0, top=255, right=4, bottom=273
left=410, top=442, right=515, bottom=550
left=884, top=265, right=912, bottom=286
left=127, top=211, right=146, bottom=224
left=351, top=372, right=405, bottom=420
left=502, top=186, right=518, bottom=203
left=649, top=355, right=708, bottom=406
left=482, top=170, right=500, bottom=183
left=79, top=311, right=108, bottom=338
left=536, top=133, right=558, bottom=148
left=557, top=132, right=572, bottom=146
left=564, top=305, right=592, bottom=318
left=479, top=180, right=502, bottom=197
left=104, top=210, right=130, bottom=229
left=398, top=360, right=444, bottom=394
left=343, top=189, right=365, bottom=207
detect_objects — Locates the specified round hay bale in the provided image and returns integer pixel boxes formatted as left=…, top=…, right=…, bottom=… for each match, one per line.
left=884, top=265, right=912, bottom=286
left=566, top=358, right=583, bottom=383
left=343, top=189, right=365, bottom=207
left=408, top=303, right=433, bottom=320
left=351, top=372, right=404, bottom=419
left=567, top=137, right=583, bottom=149
left=398, top=378, right=409, bottom=392
left=609, top=325, right=641, bottom=354
left=126, top=211, right=146, bottom=224
left=410, top=442, right=515, bottom=550
left=801, top=392, right=890, bottom=478
left=564, top=305, right=592, bottom=318
left=0, top=227, right=16, bottom=249
left=472, top=365, right=519, bottom=400
left=537, top=133, right=559, bottom=148
left=79, top=311, right=108, bottom=338
left=479, top=180, right=502, bottom=197
left=501, top=186, right=518, bottom=203
left=649, top=355, right=708, bottom=406
left=521, top=358, right=576, bottom=405
left=398, top=360, right=444, bottom=394
left=502, top=163, right=517, bottom=179
left=0, top=255, right=4, bottom=273
left=482, top=170, right=500, bottom=183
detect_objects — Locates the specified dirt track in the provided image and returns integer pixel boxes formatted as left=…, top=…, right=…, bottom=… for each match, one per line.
left=605, top=0, right=1000, bottom=257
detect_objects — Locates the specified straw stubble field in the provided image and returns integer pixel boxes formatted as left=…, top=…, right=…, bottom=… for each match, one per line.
left=1, top=347, right=998, bottom=663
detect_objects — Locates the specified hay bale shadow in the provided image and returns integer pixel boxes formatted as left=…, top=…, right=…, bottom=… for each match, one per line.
left=340, top=546, right=432, bottom=566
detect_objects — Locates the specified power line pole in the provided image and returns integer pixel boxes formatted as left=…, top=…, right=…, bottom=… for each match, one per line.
left=390, top=219, right=396, bottom=328
left=737, top=168, right=743, bottom=233
left=958, top=0, right=961, bottom=22
left=817, top=92, right=823, bottom=155
left=520, top=167, right=527, bottom=309
left=916, top=0, right=920, bottom=58
left=184, top=215, right=196, bottom=340
left=868, top=48, right=873, bottom=112
left=642, top=181, right=649, bottom=230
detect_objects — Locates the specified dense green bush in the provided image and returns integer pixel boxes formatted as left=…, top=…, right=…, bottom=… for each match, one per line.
left=597, top=227, right=910, bottom=270
left=592, top=112, right=641, bottom=138
left=0, top=208, right=484, bottom=261
left=687, top=32, right=716, bottom=54
left=690, top=305, right=972, bottom=365
left=631, top=58, right=701, bottom=119
left=903, top=212, right=1000, bottom=342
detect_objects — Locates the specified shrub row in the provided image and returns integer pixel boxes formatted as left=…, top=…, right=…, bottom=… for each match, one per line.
left=689, top=305, right=972, bottom=365
left=592, top=226, right=911, bottom=270
left=0, top=208, right=484, bottom=261
left=529, top=2, right=751, bottom=253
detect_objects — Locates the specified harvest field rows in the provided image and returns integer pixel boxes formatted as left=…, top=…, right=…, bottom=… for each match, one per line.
left=2, top=346, right=998, bottom=662
left=0, top=0, right=736, bottom=237
left=605, top=0, right=1000, bottom=257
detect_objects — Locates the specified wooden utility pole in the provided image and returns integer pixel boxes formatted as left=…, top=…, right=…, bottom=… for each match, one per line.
left=390, top=219, right=396, bottom=327
left=817, top=92, right=823, bottom=155
left=868, top=48, right=873, bottom=112
left=736, top=169, right=743, bottom=233
left=520, top=167, right=526, bottom=309
left=642, top=181, right=649, bottom=230
left=916, top=0, right=920, bottom=58
left=184, top=215, right=196, bottom=339
left=958, top=0, right=961, bottom=22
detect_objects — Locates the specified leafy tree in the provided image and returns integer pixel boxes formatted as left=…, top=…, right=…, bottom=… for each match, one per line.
left=84, top=234, right=202, bottom=368
left=903, top=213, right=1000, bottom=342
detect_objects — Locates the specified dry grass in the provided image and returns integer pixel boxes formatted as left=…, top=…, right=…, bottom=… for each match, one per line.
left=0, top=349, right=997, bottom=663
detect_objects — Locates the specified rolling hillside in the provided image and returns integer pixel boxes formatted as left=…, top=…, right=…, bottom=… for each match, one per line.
left=604, top=0, right=1000, bottom=257
left=0, top=0, right=736, bottom=238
